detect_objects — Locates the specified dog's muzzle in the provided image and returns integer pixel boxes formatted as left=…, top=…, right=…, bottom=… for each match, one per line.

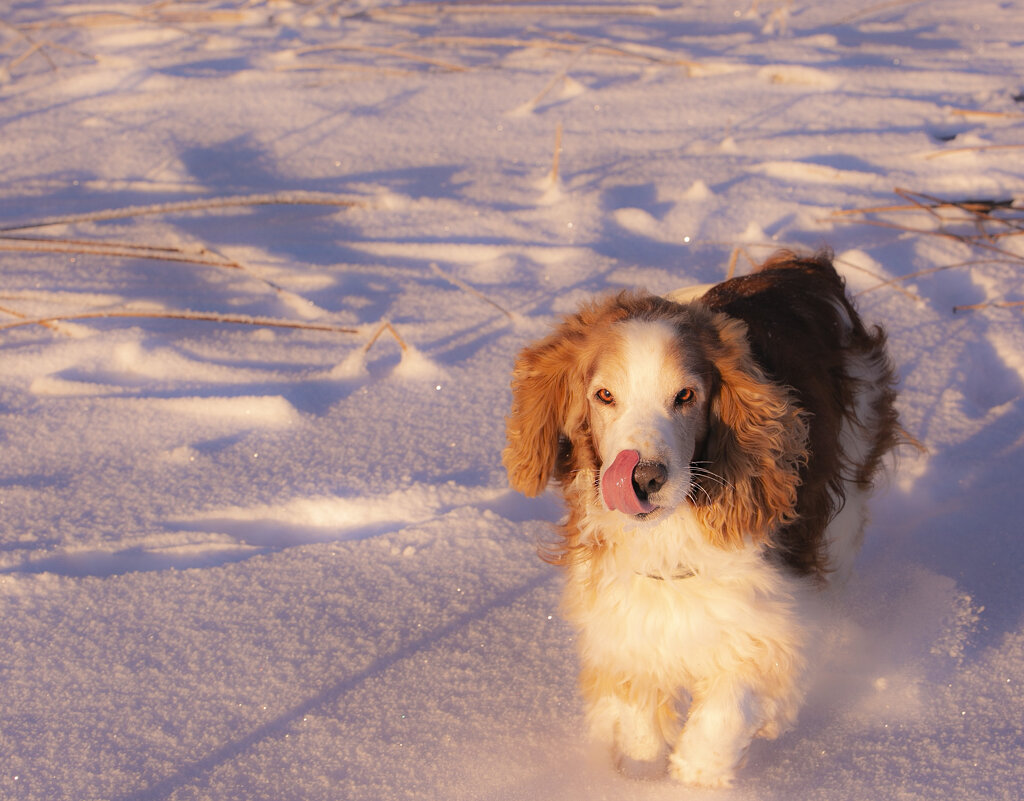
left=602, top=449, right=667, bottom=516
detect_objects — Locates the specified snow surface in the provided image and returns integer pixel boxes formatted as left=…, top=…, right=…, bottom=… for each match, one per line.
left=1, top=1, right=1022, bottom=799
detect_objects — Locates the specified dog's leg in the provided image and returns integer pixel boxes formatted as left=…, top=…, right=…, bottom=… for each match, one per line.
left=584, top=671, right=670, bottom=778
left=594, top=693, right=668, bottom=778
left=668, top=679, right=759, bottom=788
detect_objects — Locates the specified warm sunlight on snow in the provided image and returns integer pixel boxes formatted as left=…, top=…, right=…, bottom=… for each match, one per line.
left=0, top=2, right=1022, bottom=799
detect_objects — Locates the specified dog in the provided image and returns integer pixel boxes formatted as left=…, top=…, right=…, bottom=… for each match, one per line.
left=503, top=250, right=901, bottom=787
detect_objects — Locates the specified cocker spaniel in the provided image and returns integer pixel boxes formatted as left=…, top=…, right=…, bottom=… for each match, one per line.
left=504, top=250, right=901, bottom=787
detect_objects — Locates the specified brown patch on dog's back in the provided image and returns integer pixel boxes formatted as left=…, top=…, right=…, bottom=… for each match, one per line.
left=700, top=250, right=901, bottom=576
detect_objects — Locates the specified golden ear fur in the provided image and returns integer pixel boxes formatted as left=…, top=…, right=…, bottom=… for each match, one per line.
left=503, top=296, right=635, bottom=496
left=695, top=314, right=809, bottom=545
left=503, top=322, right=591, bottom=497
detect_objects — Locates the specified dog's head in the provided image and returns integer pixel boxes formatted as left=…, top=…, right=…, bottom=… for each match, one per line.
left=503, top=292, right=807, bottom=547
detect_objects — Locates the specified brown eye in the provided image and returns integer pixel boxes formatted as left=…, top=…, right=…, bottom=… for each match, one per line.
left=595, top=388, right=615, bottom=405
left=674, top=388, right=696, bottom=407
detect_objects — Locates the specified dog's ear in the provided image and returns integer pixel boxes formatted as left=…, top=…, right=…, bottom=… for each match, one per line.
left=694, top=315, right=808, bottom=545
left=503, top=315, right=595, bottom=497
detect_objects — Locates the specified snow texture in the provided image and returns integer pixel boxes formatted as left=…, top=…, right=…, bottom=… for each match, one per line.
left=0, top=1, right=1022, bottom=799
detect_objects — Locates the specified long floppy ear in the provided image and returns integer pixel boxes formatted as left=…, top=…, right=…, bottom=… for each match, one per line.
left=503, top=325, right=591, bottom=496
left=694, top=314, right=809, bottom=546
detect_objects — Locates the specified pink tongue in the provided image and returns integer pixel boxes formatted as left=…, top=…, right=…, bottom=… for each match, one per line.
left=602, top=449, right=656, bottom=515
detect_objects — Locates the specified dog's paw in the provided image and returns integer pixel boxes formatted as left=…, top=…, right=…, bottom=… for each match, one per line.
left=615, top=751, right=667, bottom=781
left=668, top=752, right=736, bottom=789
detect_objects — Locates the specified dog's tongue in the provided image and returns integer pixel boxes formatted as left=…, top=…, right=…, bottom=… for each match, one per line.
left=602, top=449, right=655, bottom=515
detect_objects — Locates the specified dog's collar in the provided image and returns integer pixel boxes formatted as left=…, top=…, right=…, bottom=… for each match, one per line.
left=638, top=567, right=697, bottom=581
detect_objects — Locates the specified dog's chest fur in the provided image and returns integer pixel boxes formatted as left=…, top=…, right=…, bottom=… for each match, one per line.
left=565, top=501, right=807, bottom=686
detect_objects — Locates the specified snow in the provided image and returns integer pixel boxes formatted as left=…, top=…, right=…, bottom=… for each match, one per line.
left=0, top=1, right=1022, bottom=799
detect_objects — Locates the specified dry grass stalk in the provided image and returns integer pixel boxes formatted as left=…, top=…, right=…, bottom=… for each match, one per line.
left=2, top=232, right=201, bottom=254
left=834, top=0, right=923, bottom=25
left=848, top=217, right=1022, bottom=261
left=726, top=246, right=759, bottom=278
left=549, top=121, right=564, bottom=184
left=17, top=7, right=252, bottom=30
left=363, top=320, right=408, bottom=353
left=834, top=257, right=921, bottom=302
left=8, top=39, right=51, bottom=72
left=725, top=247, right=740, bottom=279
left=832, top=197, right=1021, bottom=219
left=895, top=188, right=1019, bottom=219
left=520, top=44, right=592, bottom=112
left=925, top=143, right=1024, bottom=160
left=367, top=3, right=662, bottom=18
left=830, top=202, right=923, bottom=216
left=293, top=43, right=468, bottom=72
left=0, top=191, right=366, bottom=232
left=0, top=234, right=307, bottom=308
left=430, top=263, right=514, bottom=319
left=0, top=16, right=59, bottom=74
left=0, top=235, right=242, bottom=267
left=547, top=31, right=699, bottom=68
left=953, top=300, right=1024, bottom=313
left=0, top=309, right=360, bottom=335
left=417, top=33, right=696, bottom=68
left=831, top=189, right=1024, bottom=256
left=0, top=302, right=69, bottom=333
left=832, top=189, right=1024, bottom=306
left=277, top=62, right=419, bottom=78
left=950, top=108, right=1024, bottom=120
left=855, top=261, right=990, bottom=296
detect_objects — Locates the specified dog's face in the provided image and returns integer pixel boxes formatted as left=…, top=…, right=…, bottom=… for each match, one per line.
left=504, top=291, right=807, bottom=555
left=586, top=319, right=712, bottom=521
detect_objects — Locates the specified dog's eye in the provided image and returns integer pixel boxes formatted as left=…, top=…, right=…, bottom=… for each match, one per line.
left=674, top=388, right=696, bottom=407
left=595, top=388, right=615, bottom=405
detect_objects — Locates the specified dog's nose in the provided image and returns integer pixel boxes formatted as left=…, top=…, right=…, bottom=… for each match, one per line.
left=632, top=461, right=668, bottom=498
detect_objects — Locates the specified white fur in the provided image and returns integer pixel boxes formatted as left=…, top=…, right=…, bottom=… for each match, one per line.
left=566, top=497, right=812, bottom=787
left=588, top=321, right=709, bottom=518
left=562, top=316, right=883, bottom=788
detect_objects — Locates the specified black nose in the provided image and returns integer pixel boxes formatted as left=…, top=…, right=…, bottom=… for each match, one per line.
left=632, top=461, right=668, bottom=498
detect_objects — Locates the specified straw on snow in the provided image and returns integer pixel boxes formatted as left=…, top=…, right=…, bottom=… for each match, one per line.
left=429, top=263, right=514, bottom=320
left=0, top=310, right=361, bottom=335
left=304, top=33, right=698, bottom=68
left=830, top=189, right=1024, bottom=253
left=365, top=3, right=663, bottom=19
left=0, top=235, right=246, bottom=267
left=830, top=188, right=1024, bottom=308
left=291, top=43, right=468, bottom=72
left=0, top=192, right=367, bottom=232
left=953, top=300, right=1024, bottom=312
left=0, top=234, right=325, bottom=317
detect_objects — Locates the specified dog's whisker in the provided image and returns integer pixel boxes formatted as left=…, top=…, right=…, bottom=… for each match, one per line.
left=686, top=481, right=714, bottom=504
left=689, top=465, right=733, bottom=491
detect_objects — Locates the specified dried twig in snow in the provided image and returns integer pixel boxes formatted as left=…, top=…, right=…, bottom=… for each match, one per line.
left=953, top=300, right=1024, bottom=313
left=363, top=320, right=408, bottom=353
left=0, top=309, right=360, bottom=335
left=725, top=246, right=759, bottom=279
left=0, top=302, right=70, bottom=333
left=368, top=3, right=662, bottom=18
left=549, top=122, right=564, bottom=185
left=515, top=44, right=593, bottom=114
left=293, top=43, right=468, bottom=72
left=0, top=192, right=366, bottom=232
left=430, top=263, right=514, bottom=319
left=925, top=143, right=1024, bottom=160
left=0, top=234, right=317, bottom=313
